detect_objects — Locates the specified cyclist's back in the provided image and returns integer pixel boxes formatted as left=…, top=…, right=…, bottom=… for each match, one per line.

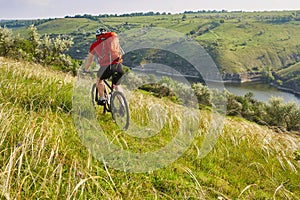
left=84, top=28, right=124, bottom=105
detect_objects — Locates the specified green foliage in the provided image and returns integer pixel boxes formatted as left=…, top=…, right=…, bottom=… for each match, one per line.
left=265, top=97, right=300, bottom=131
left=223, top=91, right=300, bottom=131
left=192, top=83, right=212, bottom=106
left=0, top=25, right=78, bottom=75
left=126, top=72, right=299, bottom=131
left=0, top=27, right=14, bottom=56
left=261, top=66, right=275, bottom=82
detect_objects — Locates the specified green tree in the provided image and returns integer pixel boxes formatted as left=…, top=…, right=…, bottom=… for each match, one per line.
left=1, top=25, right=77, bottom=74
left=28, top=24, right=41, bottom=58
left=192, top=83, right=211, bottom=107
left=282, top=102, right=300, bottom=131
left=0, top=26, right=14, bottom=56
left=265, top=97, right=286, bottom=128
left=225, top=91, right=242, bottom=116
left=261, top=66, right=275, bottom=82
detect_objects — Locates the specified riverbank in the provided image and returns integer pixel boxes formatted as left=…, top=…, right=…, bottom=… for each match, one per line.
left=271, top=83, right=300, bottom=97
left=132, top=67, right=300, bottom=100
left=222, top=72, right=300, bottom=98
left=222, top=72, right=262, bottom=83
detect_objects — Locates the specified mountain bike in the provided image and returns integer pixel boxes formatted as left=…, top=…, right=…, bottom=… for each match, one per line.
left=90, top=71, right=130, bottom=130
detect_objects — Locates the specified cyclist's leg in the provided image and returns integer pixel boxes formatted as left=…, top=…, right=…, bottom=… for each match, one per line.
left=111, top=63, right=125, bottom=91
left=96, top=79, right=105, bottom=99
left=97, top=66, right=111, bottom=104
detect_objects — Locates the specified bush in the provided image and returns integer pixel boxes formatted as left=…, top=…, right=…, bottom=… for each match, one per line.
left=0, top=25, right=78, bottom=75
left=264, top=97, right=300, bottom=131
left=0, top=26, right=14, bottom=56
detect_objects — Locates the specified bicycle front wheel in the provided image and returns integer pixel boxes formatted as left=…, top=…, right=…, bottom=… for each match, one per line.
left=110, top=91, right=130, bottom=130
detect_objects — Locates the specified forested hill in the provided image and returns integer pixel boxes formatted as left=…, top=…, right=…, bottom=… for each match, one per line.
left=2, top=10, right=300, bottom=92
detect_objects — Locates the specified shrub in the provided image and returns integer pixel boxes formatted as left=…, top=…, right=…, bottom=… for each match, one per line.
left=0, top=25, right=77, bottom=74
left=0, top=26, right=14, bottom=56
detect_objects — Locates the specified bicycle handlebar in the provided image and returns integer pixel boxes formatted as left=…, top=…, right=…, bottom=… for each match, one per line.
left=80, top=69, right=98, bottom=75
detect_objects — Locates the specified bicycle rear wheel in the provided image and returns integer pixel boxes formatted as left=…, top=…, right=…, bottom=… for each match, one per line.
left=110, top=91, right=130, bottom=130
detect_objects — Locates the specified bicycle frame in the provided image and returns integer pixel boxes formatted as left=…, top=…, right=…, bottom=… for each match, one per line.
left=89, top=70, right=130, bottom=130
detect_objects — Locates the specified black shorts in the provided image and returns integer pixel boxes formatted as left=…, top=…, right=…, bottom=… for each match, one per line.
left=97, top=63, right=124, bottom=85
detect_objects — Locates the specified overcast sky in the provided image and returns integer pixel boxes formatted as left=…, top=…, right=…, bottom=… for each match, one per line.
left=1, top=0, right=300, bottom=19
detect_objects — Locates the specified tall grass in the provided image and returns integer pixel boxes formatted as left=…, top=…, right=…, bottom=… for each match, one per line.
left=0, top=57, right=299, bottom=199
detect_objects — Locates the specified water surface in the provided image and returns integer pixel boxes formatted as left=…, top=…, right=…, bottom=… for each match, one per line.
left=224, top=82, right=300, bottom=104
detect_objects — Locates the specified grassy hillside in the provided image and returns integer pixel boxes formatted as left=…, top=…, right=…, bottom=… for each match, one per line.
left=193, top=11, right=300, bottom=73
left=0, top=57, right=299, bottom=199
left=7, top=11, right=300, bottom=74
left=277, top=62, right=300, bottom=83
left=273, top=62, right=300, bottom=94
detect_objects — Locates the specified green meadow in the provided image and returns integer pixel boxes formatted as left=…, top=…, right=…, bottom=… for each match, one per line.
left=0, top=57, right=299, bottom=199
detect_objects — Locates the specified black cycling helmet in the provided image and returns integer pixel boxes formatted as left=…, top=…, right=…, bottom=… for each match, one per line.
left=95, top=28, right=107, bottom=36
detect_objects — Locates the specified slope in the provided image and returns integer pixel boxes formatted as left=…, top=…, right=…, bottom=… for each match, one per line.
left=0, top=57, right=299, bottom=199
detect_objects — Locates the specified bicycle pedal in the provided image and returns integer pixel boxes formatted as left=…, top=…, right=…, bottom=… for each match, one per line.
left=97, top=99, right=106, bottom=105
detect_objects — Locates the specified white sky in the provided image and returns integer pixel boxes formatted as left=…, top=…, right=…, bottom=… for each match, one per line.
left=0, top=0, right=300, bottom=19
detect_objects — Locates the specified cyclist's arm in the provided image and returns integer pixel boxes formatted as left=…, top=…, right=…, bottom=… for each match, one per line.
left=84, top=52, right=94, bottom=71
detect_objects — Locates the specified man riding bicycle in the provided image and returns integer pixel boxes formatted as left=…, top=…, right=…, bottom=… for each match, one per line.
left=84, top=28, right=124, bottom=105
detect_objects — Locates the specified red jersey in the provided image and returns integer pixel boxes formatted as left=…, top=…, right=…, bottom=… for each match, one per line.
left=89, top=32, right=123, bottom=67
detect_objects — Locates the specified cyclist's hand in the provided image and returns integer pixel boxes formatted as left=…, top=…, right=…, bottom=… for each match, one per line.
left=80, top=68, right=91, bottom=75
left=82, top=68, right=89, bottom=73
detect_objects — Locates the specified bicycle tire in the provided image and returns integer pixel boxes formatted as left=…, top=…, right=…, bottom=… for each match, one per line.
left=110, top=91, right=130, bottom=130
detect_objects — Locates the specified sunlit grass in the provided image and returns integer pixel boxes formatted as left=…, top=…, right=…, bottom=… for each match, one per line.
left=0, top=57, right=299, bottom=199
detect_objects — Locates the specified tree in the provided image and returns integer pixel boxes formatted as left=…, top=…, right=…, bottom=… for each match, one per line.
left=0, top=25, right=77, bottom=74
left=265, top=97, right=286, bottom=128
left=261, top=66, right=275, bottom=82
left=0, top=26, right=14, bottom=56
left=192, top=83, right=211, bottom=107
left=225, top=91, right=242, bottom=116
left=282, top=102, right=300, bottom=131
left=28, top=24, right=41, bottom=58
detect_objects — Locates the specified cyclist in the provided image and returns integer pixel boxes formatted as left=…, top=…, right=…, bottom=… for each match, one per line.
left=84, top=28, right=124, bottom=105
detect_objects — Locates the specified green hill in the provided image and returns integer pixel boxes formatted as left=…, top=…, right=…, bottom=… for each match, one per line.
left=6, top=11, right=300, bottom=72
left=0, top=57, right=299, bottom=199
left=4, top=11, right=300, bottom=93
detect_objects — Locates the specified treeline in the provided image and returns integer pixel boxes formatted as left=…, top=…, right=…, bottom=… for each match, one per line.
left=125, top=73, right=300, bottom=132
left=0, top=19, right=54, bottom=28
left=184, top=10, right=230, bottom=14
left=0, top=25, right=79, bottom=75
left=266, top=14, right=300, bottom=23
left=64, top=10, right=235, bottom=20
left=64, top=12, right=172, bottom=20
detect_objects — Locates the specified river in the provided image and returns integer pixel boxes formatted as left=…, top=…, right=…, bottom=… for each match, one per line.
left=131, top=68, right=300, bottom=105
left=224, top=82, right=300, bottom=105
